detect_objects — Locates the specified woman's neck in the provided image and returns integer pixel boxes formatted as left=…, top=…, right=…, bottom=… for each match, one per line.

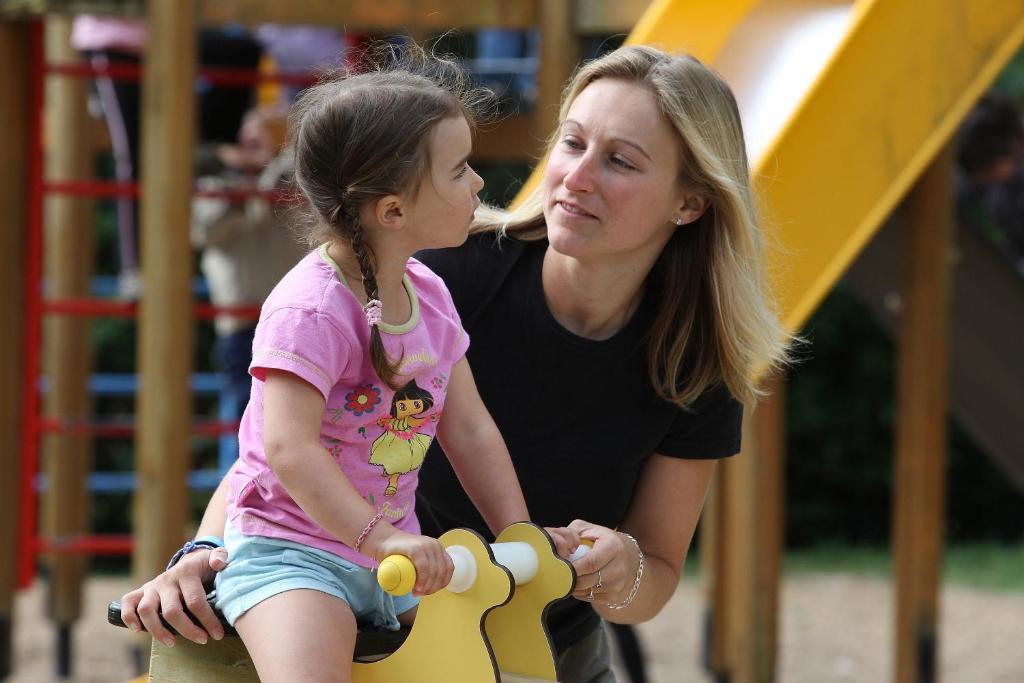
left=541, top=247, right=650, bottom=341
left=327, top=241, right=412, bottom=325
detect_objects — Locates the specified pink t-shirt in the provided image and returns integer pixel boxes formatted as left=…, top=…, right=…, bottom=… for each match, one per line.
left=227, top=245, right=469, bottom=568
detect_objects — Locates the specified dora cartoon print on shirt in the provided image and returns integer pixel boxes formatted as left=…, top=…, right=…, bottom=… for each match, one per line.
left=368, top=379, right=439, bottom=497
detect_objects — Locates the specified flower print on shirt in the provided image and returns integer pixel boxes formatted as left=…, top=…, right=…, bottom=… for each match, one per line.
left=323, top=436, right=342, bottom=460
left=344, top=384, right=382, bottom=416
left=367, top=379, right=439, bottom=497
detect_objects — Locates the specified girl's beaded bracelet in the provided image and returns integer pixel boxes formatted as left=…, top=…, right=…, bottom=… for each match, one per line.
left=354, top=509, right=386, bottom=553
left=166, top=536, right=225, bottom=570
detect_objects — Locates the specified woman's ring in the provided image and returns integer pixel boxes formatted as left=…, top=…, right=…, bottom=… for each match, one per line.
left=587, top=587, right=595, bottom=601
left=595, top=570, right=603, bottom=590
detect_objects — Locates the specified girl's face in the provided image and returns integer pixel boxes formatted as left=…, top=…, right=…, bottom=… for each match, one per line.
left=395, top=398, right=425, bottom=418
left=401, top=115, right=484, bottom=251
left=542, top=79, right=695, bottom=267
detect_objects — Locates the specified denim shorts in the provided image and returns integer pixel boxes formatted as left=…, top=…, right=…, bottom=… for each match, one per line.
left=214, top=521, right=418, bottom=628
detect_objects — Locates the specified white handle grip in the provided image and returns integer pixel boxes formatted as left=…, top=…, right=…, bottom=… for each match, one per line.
left=567, top=543, right=591, bottom=563
left=380, top=538, right=585, bottom=595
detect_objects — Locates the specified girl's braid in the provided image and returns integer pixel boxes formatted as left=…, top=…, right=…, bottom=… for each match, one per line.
left=338, top=199, right=401, bottom=388
left=346, top=210, right=380, bottom=304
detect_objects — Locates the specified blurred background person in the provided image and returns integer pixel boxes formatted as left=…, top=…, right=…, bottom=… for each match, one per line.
left=191, top=106, right=305, bottom=424
left=955, top=91, right=1024, bottom=275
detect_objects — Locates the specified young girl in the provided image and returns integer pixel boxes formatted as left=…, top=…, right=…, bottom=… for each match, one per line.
left=212, top=50, right=531, bottom=682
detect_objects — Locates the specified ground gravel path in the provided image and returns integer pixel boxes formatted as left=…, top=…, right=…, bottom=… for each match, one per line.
left=8, top=574, right=1023, bottom=682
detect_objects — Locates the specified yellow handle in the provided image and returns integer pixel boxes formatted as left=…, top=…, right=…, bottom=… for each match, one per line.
left=377, top=554, right=417, bottom=595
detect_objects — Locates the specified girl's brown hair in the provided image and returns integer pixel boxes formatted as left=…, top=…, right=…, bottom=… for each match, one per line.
left=288, top=44, right=488, bottom=388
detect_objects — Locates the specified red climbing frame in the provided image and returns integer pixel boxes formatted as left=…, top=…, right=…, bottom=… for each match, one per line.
left=15, top=22, right=309, bottom=588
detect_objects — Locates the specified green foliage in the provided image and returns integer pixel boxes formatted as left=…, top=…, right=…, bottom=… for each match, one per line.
left=786, top=286, right=895, bottom=546
left=994, top=50, right=1024, bottom=104
left=785, top=285, right=1024, bottom=548
left=474, top=162, right=531, bottom=206
left=783, top=543, right=1024, bottom=592
left=943, top=543, right=1024, bottom=591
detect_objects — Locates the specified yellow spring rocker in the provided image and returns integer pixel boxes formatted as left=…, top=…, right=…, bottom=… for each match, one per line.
left=112, top=522, right=584, bottom=682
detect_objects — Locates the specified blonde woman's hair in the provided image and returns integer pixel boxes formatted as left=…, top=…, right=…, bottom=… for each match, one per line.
left=472, top=45, right=790, bottom=407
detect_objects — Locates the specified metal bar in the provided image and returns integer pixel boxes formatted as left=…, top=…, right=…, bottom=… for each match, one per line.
left=34, top=469, right=225, bottom=494
left=43, top=179, right=138, bottom=198
left=36, top=417, right=240, bottom=438
left=91, top=274, right=209, bottom=297
left=16, top=18, right=44, bottom=591
left=40, top=297, right=260, bottom=320
left=37, top=372, right=223, bottom=395
left=48, top=57, right=541, bottom=83
left=1, top=21, right=34, bottom=673
left=33, top=534, right=133, bottom=556
left=43, top=179, right=300, bottom=204
left=91, top=373, right=223, bottom=395
left=42, top=298, right=136, bottom=318
left=45, top=60, right=317, bottom=87
left=466, top=57, right=538, bottom=74
left=217, top=393, right=240, bottom=475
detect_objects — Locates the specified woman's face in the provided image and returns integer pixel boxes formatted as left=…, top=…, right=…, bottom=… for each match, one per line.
left=542, top=79, right=693, bottom=266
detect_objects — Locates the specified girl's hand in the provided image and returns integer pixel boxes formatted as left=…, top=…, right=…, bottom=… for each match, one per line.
left=544, top=526, right=582, bottom=560
left=565, top=519, right=640, bottom=606
left=373, top=531, right=454, bottom=597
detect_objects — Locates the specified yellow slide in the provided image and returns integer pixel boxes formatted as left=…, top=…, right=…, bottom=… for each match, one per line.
left=529, top=0, right=1024, bottom=331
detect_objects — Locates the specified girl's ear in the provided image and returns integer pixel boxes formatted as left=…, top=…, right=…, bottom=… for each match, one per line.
left=370, top=194, right=406, bottom=231
left=674, top=193, right=710, bottom=226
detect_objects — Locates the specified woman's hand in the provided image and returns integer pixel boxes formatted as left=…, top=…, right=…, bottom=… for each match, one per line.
left=544, top=525, right=582, bottom=560
left=565, top=520, right=640, bottom=606
left=371, top=530, right=454, bottom=597
left=118, top=547, right=229, bottom=647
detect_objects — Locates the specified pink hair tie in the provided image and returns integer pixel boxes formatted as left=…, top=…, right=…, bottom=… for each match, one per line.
left=364, top=299, right=383, bottom=327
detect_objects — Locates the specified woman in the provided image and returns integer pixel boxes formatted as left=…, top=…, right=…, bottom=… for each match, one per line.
left=120, top=45, right=788, bottom=681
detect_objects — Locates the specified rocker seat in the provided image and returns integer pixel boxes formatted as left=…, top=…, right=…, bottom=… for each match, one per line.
left=107, top=598, right=410, bottom=661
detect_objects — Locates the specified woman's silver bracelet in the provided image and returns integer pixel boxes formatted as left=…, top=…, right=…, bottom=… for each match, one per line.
left=605, top=532, right=644, bottom=610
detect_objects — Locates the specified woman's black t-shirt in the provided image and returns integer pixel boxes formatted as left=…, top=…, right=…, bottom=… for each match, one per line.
left=415, top=232, right=742, bottom=652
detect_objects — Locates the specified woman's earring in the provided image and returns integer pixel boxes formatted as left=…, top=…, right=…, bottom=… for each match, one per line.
left=674, top=217, right=685, bottom=226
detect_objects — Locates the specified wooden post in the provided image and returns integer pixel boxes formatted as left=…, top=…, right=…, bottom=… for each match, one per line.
left=41, top=16, right=94, bottom=676
left=721, top=417, right=754, bottom=683
left=700, top=470, right=731, bottom=683
left=752, top=375, right=786, bottom=683
left=133, top=1, right=197, bottom=588
left=535, top=0, right=577, bottom=149
left=713, top=374, right=787, bottom=683
left=0, top=19, right=31, bottom=681
left=892, top=146, right=953, bottom=683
